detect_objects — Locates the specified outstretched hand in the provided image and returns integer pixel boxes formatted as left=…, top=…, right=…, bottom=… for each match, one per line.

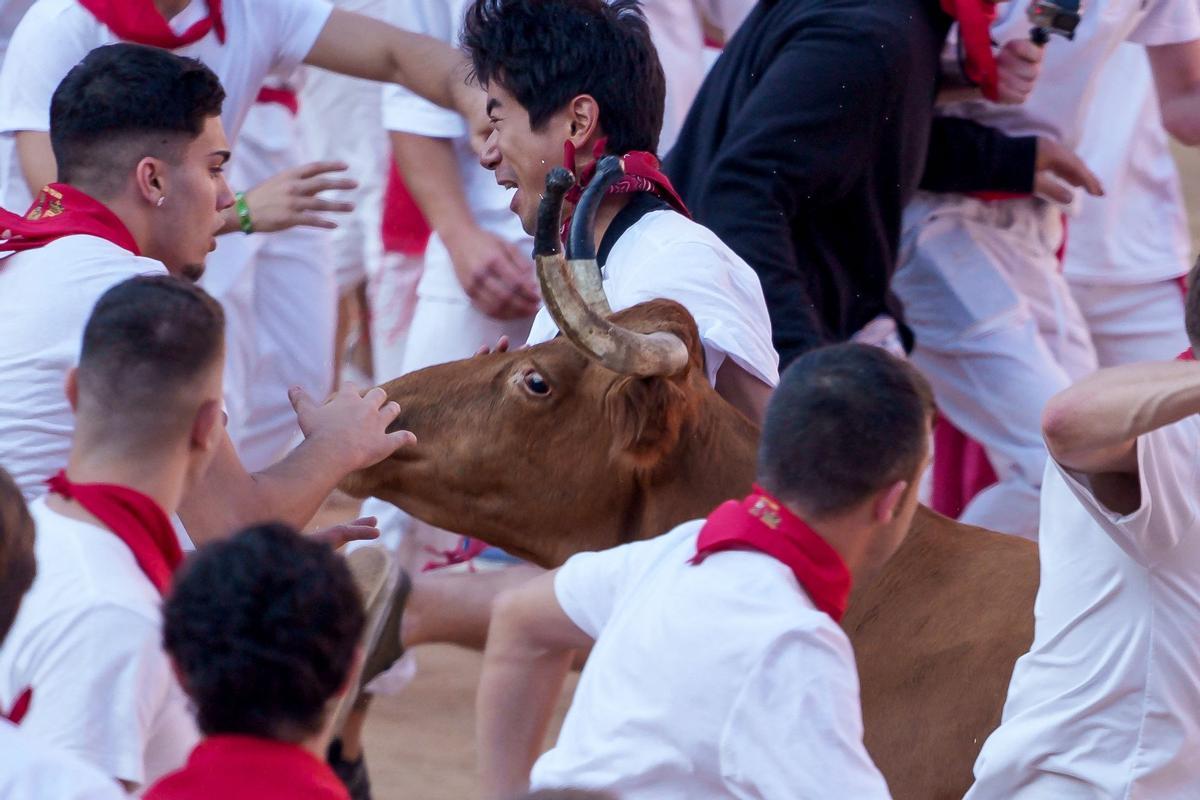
left=290, top=382, right=416, bottom=473
left=238, top=161, right=359, bottom=233
left=1034, top=137, right=1104, bottom=203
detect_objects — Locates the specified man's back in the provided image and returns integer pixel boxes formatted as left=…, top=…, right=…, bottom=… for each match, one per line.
left=666, top=0, right=949, bottom=363
left=0, top=237, right=165, bottom=499
left=531, top=520, right=889, bottom=799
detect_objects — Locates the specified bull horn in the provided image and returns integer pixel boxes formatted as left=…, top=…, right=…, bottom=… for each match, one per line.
left=564, top=156, right=624, bottom=316
left=533, top=165, right=689, bottom=378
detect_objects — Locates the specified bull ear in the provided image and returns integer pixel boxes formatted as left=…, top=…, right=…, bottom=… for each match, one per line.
left=605, top=374, right=697, bottom=470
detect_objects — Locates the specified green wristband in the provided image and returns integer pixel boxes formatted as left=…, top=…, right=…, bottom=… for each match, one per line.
left=235, top=192, right=254, bottom=234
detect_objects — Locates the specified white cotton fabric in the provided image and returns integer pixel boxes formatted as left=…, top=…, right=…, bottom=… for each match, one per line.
left=0, top=499, right=198, bottom=789
left=0, top=0, right=333, bottom=212
left=1063, top=44, right=1191, bottom=287
left=941, top=0, right=1200, bottom=149
left=525, top=209, right=780, bottom=388
left=0, top=718, right=125, bottom=800
left=0, top=0, right=35, bottom=72
left=531, top=520, right=890, bottom=799
left=0, top=236, right=166, bottom=501
left=968, top=416, right=1200, bottom=798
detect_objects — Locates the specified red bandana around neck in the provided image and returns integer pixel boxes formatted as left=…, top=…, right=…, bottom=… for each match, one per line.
left=690, top=486, right=852, bottom=621
left=0, top=184, right=140, bottom=256
left=78, top=0, right=226, bottom=49
left=1179, top=349, right=1196, bottom=362
left=45, top=471, right=182, bottom=596
left=941, top=0, right=999, bottom=102
left=560, top=138, right=691, bottom=239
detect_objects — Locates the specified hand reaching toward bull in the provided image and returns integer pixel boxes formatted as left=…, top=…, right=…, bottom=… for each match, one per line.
left=448, top=225, right=542, bottom=320
left=310, top=515, right=381, bottom=550
left=219, top=161, right=358, bottom=235
left=1033, top=136, right=1104, bottom=203
left=289, top=382, right=416, bottom=473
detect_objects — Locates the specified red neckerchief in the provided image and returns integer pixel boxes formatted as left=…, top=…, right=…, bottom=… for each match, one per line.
left=45, top=471, right=182, bottom=596
left=690, top=485, right=852, bottom=621
left=560, top=138, right=691, bottom=240
left=0, top=183, right=140, bottom=256
left=256, top=86, right=300, bottom=115
left=1179, top=349, right=1195, bottom=361
left=941, top=0, right=999, bottom=102
left=78, top=0, right=226, bottom=49
left=1, top=688, right=32, bottom=725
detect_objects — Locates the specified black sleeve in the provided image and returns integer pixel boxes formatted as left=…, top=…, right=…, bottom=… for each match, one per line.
left=678, top=31, right=892, bottom=363
left=919, top=116, right=1038, bottom=194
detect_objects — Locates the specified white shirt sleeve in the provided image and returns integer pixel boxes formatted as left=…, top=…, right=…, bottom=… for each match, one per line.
left=269, top=0, right=335, bottom=73
left=552, top=541, right=643, bottom=640
left=0, top=2, right=98, bottom=135
left=1129, top=0, right=1200, bottom=46
left=379, top=0, right=464, bottom=137
left=19, top=604, right=176, bottom=787
left=719, top=626, right=892, bottom=800
left=1055, top=418, right=1200, bottom=565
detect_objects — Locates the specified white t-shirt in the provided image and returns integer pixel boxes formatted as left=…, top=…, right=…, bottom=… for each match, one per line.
left=0, top=0, right=34, bottom=71
left=1062, top=44, right=1191, bottom=285
left=943, top=0, right=1200, bottom=150
left=0, top=0, right=333, bottom=212
left=525, top=209, right=780, bottom=388
left=0, top=499, right=198, bottom=789
left=967, top=416, right=1200, bottom=799
left=531, top=520, right=890, bottom=800
left=0, top=718, right=125, bottom=800
left=380, top=0, right=530, bottom=300
left=0, top=235, right=167, bottom=501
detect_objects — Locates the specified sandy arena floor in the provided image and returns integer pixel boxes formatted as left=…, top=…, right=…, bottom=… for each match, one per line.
left=347, top=146, right=1200, bottom=800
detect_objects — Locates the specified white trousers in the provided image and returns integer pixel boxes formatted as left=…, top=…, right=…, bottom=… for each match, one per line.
left=202, top=101, right=337, bottom=472
left=1067, top=277, right=1188, bottom=368
left=892, top=193, right=1098, bottom=539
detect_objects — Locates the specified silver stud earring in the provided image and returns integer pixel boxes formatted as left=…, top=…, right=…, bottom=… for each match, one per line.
left=156, top=196, right=166, bottom=207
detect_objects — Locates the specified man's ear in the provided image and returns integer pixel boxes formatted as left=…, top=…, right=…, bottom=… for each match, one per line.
left=567, top=94, right=601, bottom=150
left=134, top=156, right=167, bottom=206
left=64, top=367, right=79, bottom=412
left=190, top=398, right=222, bottom=452
left=873, top=480, right=909, bottom=524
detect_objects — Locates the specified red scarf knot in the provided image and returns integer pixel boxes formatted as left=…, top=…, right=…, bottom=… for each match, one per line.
left=45, top=471, right=182, bottom=596
left=559, top=138, right=690, bottom=240
left=941, top=0, right=999, bottom=103
left=0, top=183, right=140, bottom=256
left=1179, top=348, right=1196, bottom=362
left=78, top=0, right=226, bottom=49
left=690, top=485, right=852, bottom=622
left=2, top=688, right=32, bottom=725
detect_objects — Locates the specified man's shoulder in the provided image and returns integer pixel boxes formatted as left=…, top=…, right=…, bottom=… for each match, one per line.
left=9, top=0, right=102, bottom=41
left=0, top=721, right=124, bottom=800
left=1, top=236, right=164, bottom=293
left=618, top=210, right=744, bottom=265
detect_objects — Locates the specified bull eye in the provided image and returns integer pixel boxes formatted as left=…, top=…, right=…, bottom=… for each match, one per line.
left=522, top=370, right=551, bottom=397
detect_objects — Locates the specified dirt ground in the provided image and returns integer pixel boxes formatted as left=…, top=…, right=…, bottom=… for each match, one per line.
left=350, top=146, right=1200, bottom=800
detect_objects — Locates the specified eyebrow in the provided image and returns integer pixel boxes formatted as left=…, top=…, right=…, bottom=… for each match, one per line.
left=486, top=98, right=502, bottom=115
left=210, top=149, right=231, bottom=165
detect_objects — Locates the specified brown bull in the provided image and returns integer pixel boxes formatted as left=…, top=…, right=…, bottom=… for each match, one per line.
left=342, top=164, right=1040, bottom=799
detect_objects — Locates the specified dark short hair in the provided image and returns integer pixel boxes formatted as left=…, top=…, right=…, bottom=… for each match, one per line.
left=0, top=467, right=36, bottom=645
left=462, top=0, right=665, bottom=154
left=163, top=524, right=365, bottom=740
left=758, top=344, right=935, bottom=517
left=77, top=275, right=225, bottom=438
left=50, top=43, right=225, bottom=195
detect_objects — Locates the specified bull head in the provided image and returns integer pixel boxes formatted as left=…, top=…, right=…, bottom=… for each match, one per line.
left=339, top=167, right=758, bottom=565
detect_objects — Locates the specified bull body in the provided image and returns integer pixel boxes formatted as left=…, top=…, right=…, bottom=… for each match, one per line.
left=345, top=300, right=1039, bottom=799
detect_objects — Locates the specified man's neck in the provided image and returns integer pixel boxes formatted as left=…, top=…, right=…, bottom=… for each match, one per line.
left=97, top=190, right=154, bottom=259
left=154, top=0, right=192, bottom=21
left=47, top=443, right=188, bottom=526
left=589, top=193, right=634, bottom=257
left=784, top=499, right=869, bottom=581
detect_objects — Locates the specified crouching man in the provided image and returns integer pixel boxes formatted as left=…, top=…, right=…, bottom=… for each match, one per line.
left=476, top=343, right=934, bottom=799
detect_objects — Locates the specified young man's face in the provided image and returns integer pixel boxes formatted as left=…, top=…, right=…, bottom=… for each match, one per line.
left=155, top=115, right=235, bottom=281
left=480, top=83, right=573, bottom=235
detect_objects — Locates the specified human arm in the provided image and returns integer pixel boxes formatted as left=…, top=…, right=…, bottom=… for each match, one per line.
left=215, top=161, right=357, bottom=235
left=1148, top=40, right=1200, bottom=146
left=476, top=569, right=595, bottom=800
left=304, top=8, right=483, bottom=127
left=720, top=627, right=890, bottom=799
left=715, top=359, right=772, bottom=424
left=15, top=130, right=54, bottom=195
left=391, top=131, right=539, bottom=318
left=177, top=384, right=414, bottom=545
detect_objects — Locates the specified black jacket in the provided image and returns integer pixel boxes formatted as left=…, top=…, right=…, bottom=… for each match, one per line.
left=666, top=0, right=958, bottom=366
